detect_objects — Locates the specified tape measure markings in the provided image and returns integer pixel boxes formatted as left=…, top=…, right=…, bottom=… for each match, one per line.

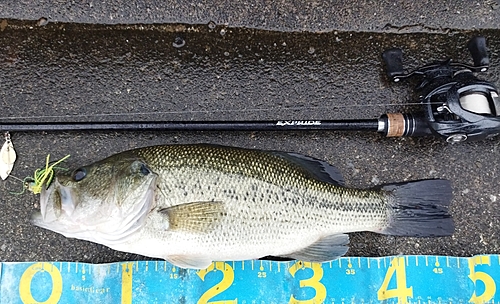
left=2, top=255, right=500, bottom=303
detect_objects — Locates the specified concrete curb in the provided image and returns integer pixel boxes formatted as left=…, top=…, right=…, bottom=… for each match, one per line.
left=1, top=1, right=499, bottom=32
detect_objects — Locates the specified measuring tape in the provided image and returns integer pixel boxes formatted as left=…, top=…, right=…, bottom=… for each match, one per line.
left=1, top=255, right=498, bottom=303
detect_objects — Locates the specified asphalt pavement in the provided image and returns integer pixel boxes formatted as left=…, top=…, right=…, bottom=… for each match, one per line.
left=0, top=1, right=500, bottom=265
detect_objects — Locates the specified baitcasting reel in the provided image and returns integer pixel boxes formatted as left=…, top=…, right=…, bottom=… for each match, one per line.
left=382, top=36, right=500, bottom=142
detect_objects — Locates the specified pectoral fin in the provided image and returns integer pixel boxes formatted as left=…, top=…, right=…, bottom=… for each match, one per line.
left=282, top=234, right=349, bottom=262
left=159, top=201, right=225, bottom=233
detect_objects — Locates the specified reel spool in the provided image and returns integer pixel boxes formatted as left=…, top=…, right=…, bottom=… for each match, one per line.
left=460, top=93, right=493, bottom=115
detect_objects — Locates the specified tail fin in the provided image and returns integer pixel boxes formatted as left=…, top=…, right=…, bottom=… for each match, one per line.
left=379, top=179, right=454, bottom=237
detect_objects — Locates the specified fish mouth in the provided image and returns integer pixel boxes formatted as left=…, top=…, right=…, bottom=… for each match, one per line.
left=33, top=179, right=75, bottom=225
left=31, top=186, right=53, bottom=229
left=39, top=179, right=55, bottom=221
left=32, top=173, right=157, bottom=245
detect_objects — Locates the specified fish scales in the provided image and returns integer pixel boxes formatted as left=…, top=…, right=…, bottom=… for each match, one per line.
left=138, top=145, right=387, bottom=210
left=33, top=144, right=454, bottom=269
left=137, top=145, right=389, bottom=228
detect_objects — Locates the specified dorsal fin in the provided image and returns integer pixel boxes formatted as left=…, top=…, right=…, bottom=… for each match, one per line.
left=271, top=152, right=345, bottom=186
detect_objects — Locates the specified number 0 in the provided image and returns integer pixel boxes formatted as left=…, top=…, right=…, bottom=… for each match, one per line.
left=19, top=263, right=63, bottom=304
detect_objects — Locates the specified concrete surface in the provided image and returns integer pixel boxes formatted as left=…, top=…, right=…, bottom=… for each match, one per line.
left=0, top=1, right=499, bottom=32
left=0, top=2, right=499, bottom=265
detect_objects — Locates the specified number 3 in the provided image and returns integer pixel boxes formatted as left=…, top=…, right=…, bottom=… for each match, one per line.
left=288, top=261, right=327, bottom=304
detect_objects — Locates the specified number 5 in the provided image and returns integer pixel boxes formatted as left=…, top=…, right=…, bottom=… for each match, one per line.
left=468, top=256, right=496, bottom=303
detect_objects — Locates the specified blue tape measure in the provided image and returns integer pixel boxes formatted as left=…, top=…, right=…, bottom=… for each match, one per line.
left=1, top=255, right=498, bottom=303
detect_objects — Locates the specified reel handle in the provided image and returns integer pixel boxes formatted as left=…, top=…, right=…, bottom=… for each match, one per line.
left=467, top=36, right=489, bottom=69
left=382, top=48, right=404, bottom=81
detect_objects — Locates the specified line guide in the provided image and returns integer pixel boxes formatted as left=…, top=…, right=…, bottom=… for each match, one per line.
left=1, top=254, right=498, bottom=303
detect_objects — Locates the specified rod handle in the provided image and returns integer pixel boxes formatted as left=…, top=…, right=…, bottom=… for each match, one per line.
left=379, top=113, right=432, bottom=137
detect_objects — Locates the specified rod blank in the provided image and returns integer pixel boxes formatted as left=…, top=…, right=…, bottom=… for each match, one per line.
left=0, top=120, right=380, bottom=132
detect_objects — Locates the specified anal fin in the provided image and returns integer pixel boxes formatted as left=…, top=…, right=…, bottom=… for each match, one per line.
left=282, top=234, right=349, bottom=262
left=166, top=255, right=213, bottom=269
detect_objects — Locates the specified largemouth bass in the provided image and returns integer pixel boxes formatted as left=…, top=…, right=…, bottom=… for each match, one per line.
left=32, top=144, right=454, bottom=269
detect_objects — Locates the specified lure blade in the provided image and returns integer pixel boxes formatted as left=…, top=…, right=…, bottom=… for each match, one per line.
left=1, top=139, right=16, bottom=164
left=0, top=161, right=13, bottom=180
left=0, top=135, right=16, bottom=180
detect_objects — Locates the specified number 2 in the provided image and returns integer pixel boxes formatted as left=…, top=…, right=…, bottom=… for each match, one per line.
left=197, top=262, right=237, bottom=304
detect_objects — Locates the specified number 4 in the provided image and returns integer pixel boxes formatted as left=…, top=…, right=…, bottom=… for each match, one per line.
left=377, top=257, right=413, bottom=304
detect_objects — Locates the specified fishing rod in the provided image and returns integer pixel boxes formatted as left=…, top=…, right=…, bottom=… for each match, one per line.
left=1, top=36, right=498, bottom=143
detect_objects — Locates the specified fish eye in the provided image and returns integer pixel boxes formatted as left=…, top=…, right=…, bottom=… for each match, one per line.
left=140, top=164, right=150, bottom=175
left=72, top=168, right=87, bottom=181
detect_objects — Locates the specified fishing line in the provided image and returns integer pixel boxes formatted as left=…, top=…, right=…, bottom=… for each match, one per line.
left=0, top=101, right=436, bottom=122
